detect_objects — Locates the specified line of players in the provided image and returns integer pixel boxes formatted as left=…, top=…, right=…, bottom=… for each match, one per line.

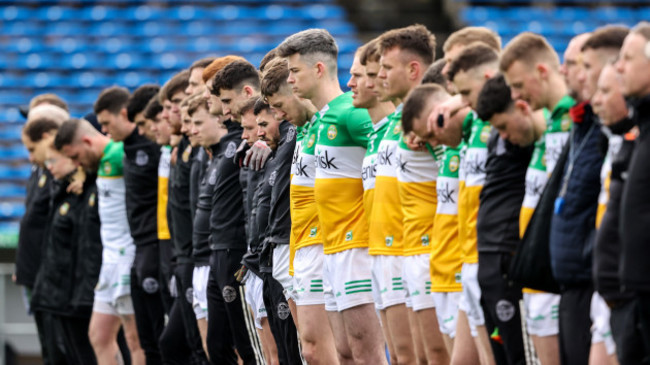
left=16, top=21, right=650, bottom=365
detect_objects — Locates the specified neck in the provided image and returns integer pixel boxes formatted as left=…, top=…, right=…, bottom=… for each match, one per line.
left=368, top=101, right=396, bottom=124
left=547, top=75, right=569, bottom=110
left=532, top=110, right=547, bottom=141
left=96, top=134, right=110, bottom=155
left=311, top=79, right=343, bottom=110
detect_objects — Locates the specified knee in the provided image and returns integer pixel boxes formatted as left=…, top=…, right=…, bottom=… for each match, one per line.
left=301, top=341, right=318, bottom=364
left=88, top=325, right=112, bottom=350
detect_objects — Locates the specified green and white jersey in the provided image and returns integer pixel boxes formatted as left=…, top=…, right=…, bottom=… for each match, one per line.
left=97, top=140, right=135, bottom=263
left=362, top=115, right=390, bottom=192
left=462, top=111, right=491, bottom=188
left=545, top=95, right=575, bottom=174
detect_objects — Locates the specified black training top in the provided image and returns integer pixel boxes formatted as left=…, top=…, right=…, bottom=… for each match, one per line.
left=193, top=145, right=216, bottom=265
left=15, top=166, right=52, bottom=289
left=168, top=136, right=195, bottom=264
left=209, top=120, right=246, bottom=251
left=477, top=130, right=533, bottom=253
left=242, top=168, right=265, bottom=276
left=123, top=127, right=160, bottom=247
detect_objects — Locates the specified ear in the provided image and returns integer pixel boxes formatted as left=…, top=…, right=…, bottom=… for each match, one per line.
left=315, top=62, right=327, bottom=79
left=484, top=69, right=496, bottom=80
left=243, top=85, right=254, bottom=98
left=120, top=107, right=128, bottom=121
left=514, top=99, right=532, bottom=115
left=408, top=61, right=421, bottom=80
left=536, top=63, right=549, bottom=80
left=82, top=135, right=93, bottom=147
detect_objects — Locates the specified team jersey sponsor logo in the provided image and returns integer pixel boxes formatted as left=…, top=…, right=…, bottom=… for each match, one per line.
left=59, top=202, right=70, bottom=216
left=142, top=277, right=159, bottom=293
left=38, top=174, right=47, bottom=188
left=449, top=155, right=459, bottom=173
left=361, top=157, right=377, bottom=182
left=345, top=231, right=353, bottom=241
left=327, top=125, right=337, bottom=140
left=421, top=234, right=430, bottom=247
left=385, top=235, right=394, bottom=247
left=437, top=181, right=456, bottom=205
left=315, top=149, right=338, bottom=170
left=88, top=193, right=96, bottom=207
left=182, top=144, right=192, bottom=163
left=293, top=156, right=310, bottom=178
left=377, top=145, right=393, bottom=166
left=222, top=285, right=237, bottom=302
left=135, top=150, right=149, bottom=166
left=225, top=141, right=237, bottom=159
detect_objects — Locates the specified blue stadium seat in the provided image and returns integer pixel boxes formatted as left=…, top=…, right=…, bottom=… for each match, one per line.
left=0, top=165, right=31, bottom=180
left=60, top=53, right=101, bottom=70
left=0, top=126, right=23, bottom=140
left=0, top=74, right=23, bottom=88
left=0, top=146, right=28, bottom=160
left=260, top=5, right=300, bottom=20
left=132, top=21, right=180, bottom=37
left=38, top=6, right=82, bottom=21
left=300, top=4, right=344, bottom=20
left=592, top=7, right=634, bottom=22
left=0, top=184, right=27, bottom=199
left=180, top=21, right=224, bottom=37
left=2, top=6, right=34, bottom=22
left=73, top=72, right=110, bottom=88
left=45, top=21, right=85, bottom=36
left=0, top=91, right=28, bottom=105
left=47, top=37, right=86, bottom=54
left=81, top=6, right=125, bottom=21
left=0, top=108, right=23, bottom=123
left=123, top=5, right=166, bottom=21
left=0, top=202, right=25, bottom=219
left=88, top=22, right=132, bottom=37
left=24, top=72, right=64, bottom=88
left=5, top=22, right=44, bottom=36
left=1, top=38, right=45, bottom=53
left=95, top=37, right=137, bottom=54
left=106, top=53, right=147, bottom=70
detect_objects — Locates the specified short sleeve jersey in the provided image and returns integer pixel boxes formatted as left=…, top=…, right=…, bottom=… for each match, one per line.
left=157, top=146, right=171, bottom=240
left=362, top=116, right=390, bottom=224
left=290, top=115, right=322, bottom=250
left=97, top=140, right=135, bottom=263
left=546, top=95, right=575, bottom=174
left=370, top=107, right=405, bottom=256
left=431, top=145, right=463, bottom=292
left=458, top=111, right=490, bottom=264
left=520, top=108, right=551, bottom=237
left=313, top=92, right=373, bottom=254
left=397, top=138, right=442, bottom=256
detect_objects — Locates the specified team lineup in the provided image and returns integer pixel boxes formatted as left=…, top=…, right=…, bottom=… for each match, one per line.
left=14, top=20, right=650, bottom=365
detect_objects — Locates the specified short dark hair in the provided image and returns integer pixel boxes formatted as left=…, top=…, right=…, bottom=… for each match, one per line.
left=276, top=29, right=338, bottom=59
left=582, top=25, right=629, bottom=52
left=23, top=117, right=59, bottom=143
left=253, top=97, right=271, bottom=116
left=447, top=43, right=499, bottom=81
left=259, top=48, right=278, bottom=73
left=240, top=97, right=260, bottom=116
left=379, top=24, right=436, bottom=66
left=261, top=58, right=290, bottom=97
left=359, top=38, right=380, bottom=65
left=127, top=84, right=159, bottom=122
left=402, top=83, right=448, bottom=134
left=160, top=70, right=189, bottom=103
left=94, top=86, right=130, bottom=115
left=189, top=57, right=216, bottom=73
left=422, top=59, right=447, bottom=86
left=144, top=96, right=163, bottom=120
left=53, top=118, right=81, bottom=150
left=211, top=60, right=260, bottom=96
left=475, top=74, right=513, bottom=122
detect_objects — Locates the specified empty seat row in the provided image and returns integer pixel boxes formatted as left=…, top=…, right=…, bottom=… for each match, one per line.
left=0, top=202, right=26, bottom=219
left=461, top=6, right=648, bottom=24
left=0, top=165, right=31, bottom=180
left=2, top=4, right=343, bottom=23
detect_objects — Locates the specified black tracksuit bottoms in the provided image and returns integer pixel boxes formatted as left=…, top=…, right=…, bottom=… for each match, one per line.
left=262, top=271, right=302, bottom=365
left=558, top=284, right=592, bottom=365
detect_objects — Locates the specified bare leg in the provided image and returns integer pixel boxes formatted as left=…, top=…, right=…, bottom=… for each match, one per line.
left=474, top=324, right=496, bottom=365
left=289, top=298, right=299, bottom=330
left=384, top=304, right=415, bottom=364
left=450, top=311, right=479, bottom=365
left=297, top=304, right=339, bottom=364
left=409, top=308, right=428, bottom=365
left=260, top=318, right=279, bottom=365
left=415, top=308, right=449, bottom=365
left=532, top=335, right=559, bottom=365
left=380, top=310, right=397, bottom=365
left=89, top=312, right=122, bottom=365
left=196, top=318, right=208, bottom=360
left=119, top=314, right=145, bottom=365
left=341, top=303, right=389, bottom=365
left=328, top=310, right=355, bottom=365
left=442, top=335, right=454, bottom=357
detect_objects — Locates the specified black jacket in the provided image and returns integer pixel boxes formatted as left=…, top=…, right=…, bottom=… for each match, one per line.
left=123, top=128, right=160, bottom=247
left=190, top=146, right=208, bottom=224
left=259, top=121, right=296, bottom=273
left=477, top=130, right=533, bottom=253
left=595, top=119, right=636, bottom=302
left=550, top=104, right=604, bottom=286
left=168, top=136, right=194, bottom=264
left=209, top=120, right=246, bottom=251
left=15, top=166, right=52, bottom=288
left=621, top=95, right=650, bottom=291
left=240, top=166, right=264, bottom=276
left=193, top=145, right=216, bottom=265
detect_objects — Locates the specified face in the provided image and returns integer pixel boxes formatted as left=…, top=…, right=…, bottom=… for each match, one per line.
left=364, top=61, right=386, bottom=99
left=411, top=97, right=462, bottom=146
left=616, top=33, right=650, bottom=98
left=149, top=111, right=171, bottom=145
left=580, top=48, right=609, bottom=101
left=180, top=106, right=197, bottom=146
left=45, top=147, right=77, bottom=180
left=60, top=139, right=99, bottom=172
left=348, top=56, right=376, bottom=108
left=191, top=106, right=223, bottom=147
left=378, top=47, right=411, bottom=101
left=169, top=90, right=188, bottom=134
left=452, top=68, right=488, bottom=110
left=266, top=89, right=307, bottom=125
left=205, top=80, right=222, bottom=116
left=22, top=132, right=54, bottom=167
left=186, top=67, right=204, bottom=95
left=219, top=87, right=251, bottom=121
left=505, top=60, right=545, bottom=110
left=256, top=109, right=281, bottom=150
left=489, top=103, right=536, bottom=146
left=287, top=53, right=319, bottom=100
left=562, top=39, right=586, bottom=100
left=592, top=65, right=628, bottom=126
left=240, top=109, right=259, bottom=147
left=97, top=109, right=129, bottom=141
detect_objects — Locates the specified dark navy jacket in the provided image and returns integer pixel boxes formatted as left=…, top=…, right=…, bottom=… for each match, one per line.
left=549, top=103, right=604, bottom=286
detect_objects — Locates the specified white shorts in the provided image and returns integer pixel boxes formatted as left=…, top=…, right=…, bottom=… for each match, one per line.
left=93, top=295, right=134, bottom=316
left=292, top=244, right=326, bottom=306
left=244, top=271, right=267, bottom=330
left=403, top=254, right=435, bottom=311
left=192, top=265, right=210, bottom=320
left=591, top=292, right=615, bottom=355
left=323, top=248, right=374, bottom=312
left=272, top=244, right=293, bottom=300
left=94, top=262, right=133, bottom=314
left=431, top=292, right=461, bottom=338
left=523, top=292, right=560, bottom=337
left=458, top=263, right=485, bottom=335
left=371, top=255, right=407, bottom=310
